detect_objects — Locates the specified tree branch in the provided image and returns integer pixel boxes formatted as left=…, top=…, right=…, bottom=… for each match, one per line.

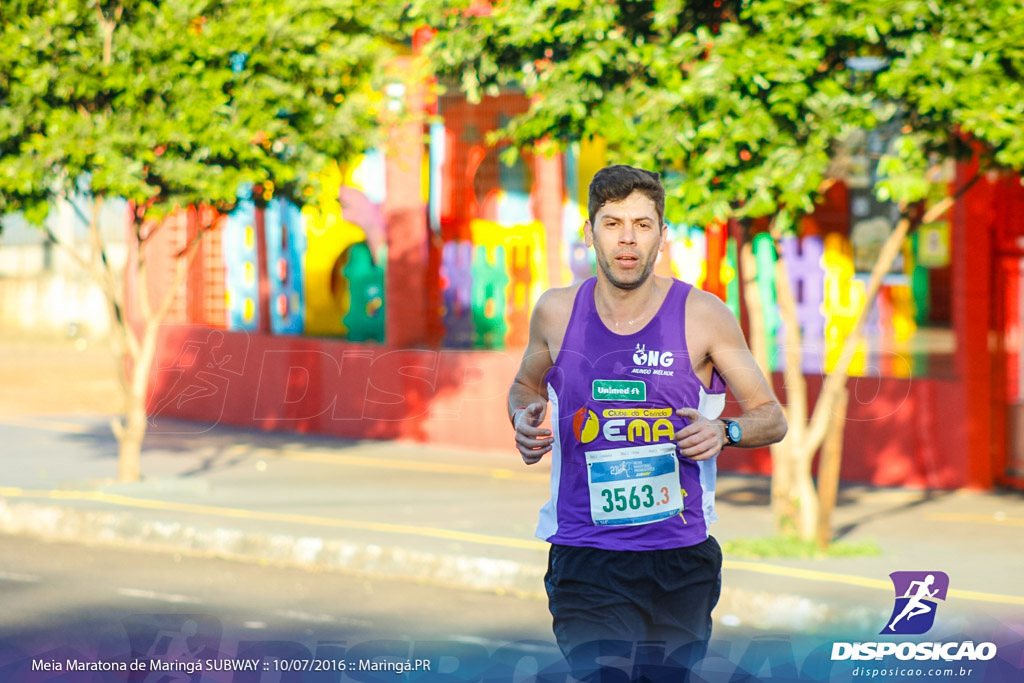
left=64, top=195, right=92, bottom=229
left=89, top=197, right=133, bottom=409
left=175, top=215, right=214, bottom=261
left=87, top=196, right=139, bottom=364
left=153, top=232, right=205, bottom=326
left=132, top=207, right=156, bottom=324
left=773, top=242, right=809, bottom=441
left=138, top=206, right=216, bottom=329
left=88, top=197, right=118, bottom=301
left=137, top=239, right=154, bottom=323
left=139, top=216, right=167, bottom=246
left=96, top=3, right=124, bottom=66
left=762, top=211, right=809, bottom=441
left=42, top=225, right=91, bottom=273
left=47, top=196, right=141, bottom=361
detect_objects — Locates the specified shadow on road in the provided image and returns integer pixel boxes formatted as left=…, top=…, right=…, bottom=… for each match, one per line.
left=56, top=417, right=366, bottom=479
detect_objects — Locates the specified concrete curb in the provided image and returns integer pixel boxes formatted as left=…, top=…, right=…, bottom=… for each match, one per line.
left=0, top=497, right=880, bottom=633
left=0, top=498, right=545, bottom=596
left=713, top=586, right=883, bottom=634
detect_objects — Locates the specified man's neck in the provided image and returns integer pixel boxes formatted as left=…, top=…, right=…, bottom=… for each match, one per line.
left=592, top=276, right=669, bottom=334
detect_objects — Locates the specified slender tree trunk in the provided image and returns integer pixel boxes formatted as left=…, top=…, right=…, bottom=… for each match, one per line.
left=740, top=241, right=797, bottom=532
left=113, top=208, right=211, bottom=481
left=116, top=321, right=160, bottom=482
left=117, top=407, right=144, bottom=482
left=772, top=250, right=818, bottom=539
left=50, top=197, right=212, bottom=482
left=728, top=178, right=977, bottom=545
left=816, top=386, right=849, bottom=549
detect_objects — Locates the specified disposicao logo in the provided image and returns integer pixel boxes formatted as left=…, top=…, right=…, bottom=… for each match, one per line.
left=831, top=570, right=997, bottom=663
left=882, top=571, right=948, bottom=635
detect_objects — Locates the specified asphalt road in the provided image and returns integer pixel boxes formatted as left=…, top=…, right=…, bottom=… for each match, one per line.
left=0, top=535, right=559, bottom=681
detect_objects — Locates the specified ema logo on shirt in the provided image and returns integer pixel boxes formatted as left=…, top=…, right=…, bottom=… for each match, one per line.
left=571, top=406, right=676, bottom=445
left=633, top=343, right=674, bottom=368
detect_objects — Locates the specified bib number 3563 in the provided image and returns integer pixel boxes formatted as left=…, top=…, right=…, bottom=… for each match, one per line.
left=585, top=443, right=684, bottom=526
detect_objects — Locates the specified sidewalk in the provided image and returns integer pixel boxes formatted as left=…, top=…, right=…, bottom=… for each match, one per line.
left=2, top=413, right=1023, bottom=638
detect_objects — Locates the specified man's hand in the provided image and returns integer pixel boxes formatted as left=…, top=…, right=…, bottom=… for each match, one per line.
left=674, top=407, right=724, bottom=461
left=514, top=402, right=553, bottom=465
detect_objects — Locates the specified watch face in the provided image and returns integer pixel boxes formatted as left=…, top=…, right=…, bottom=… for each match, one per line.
left=726, top=421, right=741, bottom=443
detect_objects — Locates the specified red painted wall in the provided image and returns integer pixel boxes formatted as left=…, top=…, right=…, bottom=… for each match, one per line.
left=148, top=326, right=518, bottom=449
left=720, top=373, right=969, bottom=488
left=148, top=325, right=973, bottom=488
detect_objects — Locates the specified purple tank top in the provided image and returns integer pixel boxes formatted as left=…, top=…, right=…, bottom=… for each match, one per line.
left=537, top=277, right=726, bottom=550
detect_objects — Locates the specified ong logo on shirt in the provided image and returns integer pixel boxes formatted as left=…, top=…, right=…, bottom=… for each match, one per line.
left=633, top=343, right=674, bottom=368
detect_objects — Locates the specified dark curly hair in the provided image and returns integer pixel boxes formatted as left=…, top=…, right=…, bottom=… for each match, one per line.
left=587, top=164, right=665, bottom=227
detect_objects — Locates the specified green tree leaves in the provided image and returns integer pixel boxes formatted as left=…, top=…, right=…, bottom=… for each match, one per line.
left=0, top=0, right=407, bottom=223
left=420, top=0, right=1024, bottom=225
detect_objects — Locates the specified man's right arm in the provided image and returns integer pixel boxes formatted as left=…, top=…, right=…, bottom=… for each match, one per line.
left=509, top=291, right=558, bottom=464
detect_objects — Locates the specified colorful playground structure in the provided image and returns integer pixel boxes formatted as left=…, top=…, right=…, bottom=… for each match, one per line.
left=192, top=96, right=951, bottom=381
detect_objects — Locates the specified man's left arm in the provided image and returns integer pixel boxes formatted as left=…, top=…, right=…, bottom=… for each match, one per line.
left=676, top=296, right=788, bottom=461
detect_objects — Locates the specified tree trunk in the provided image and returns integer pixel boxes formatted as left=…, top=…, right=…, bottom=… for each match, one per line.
left=816, top=386, right=849, bottom=549
left=115, top=321, right=160, bottom=482
left=793, top=444, right=819, bottom=540
left=741, top=242, right=796, bottom=531
left=51, top=197, right=213, bottom=483
left=772, top=251, right=817, bottom=539
left=117, top=403, right=145, bottom=482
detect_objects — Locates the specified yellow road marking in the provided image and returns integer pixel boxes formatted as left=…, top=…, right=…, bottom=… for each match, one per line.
left=724, top=560, right=1024, bottom=606
left=947, top=588, right=1024, bottom=606
left=723, top=491, right=762, bottom=503
left=0, top=487, right=549, bottom=552
left=2, top=486, right=1023, bottom=606
left=724, top=560, right=890, bottom=590
left=280, top=450, right=547, bottom=482
left=926, top=512, right=1024, bottom=528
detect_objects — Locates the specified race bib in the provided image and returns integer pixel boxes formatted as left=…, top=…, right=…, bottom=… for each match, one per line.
left=585, top=443, right=684, bottom=526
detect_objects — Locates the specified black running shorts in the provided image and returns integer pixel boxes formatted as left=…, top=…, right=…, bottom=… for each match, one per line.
left=544, top=536, right=723, bottom=682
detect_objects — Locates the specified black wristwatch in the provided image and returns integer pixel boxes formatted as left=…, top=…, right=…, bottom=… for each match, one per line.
left=721, top=419, right=742, bottom=446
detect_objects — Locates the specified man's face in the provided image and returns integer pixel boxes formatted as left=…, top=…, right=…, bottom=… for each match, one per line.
left=584, top=191, right=666, bottom=290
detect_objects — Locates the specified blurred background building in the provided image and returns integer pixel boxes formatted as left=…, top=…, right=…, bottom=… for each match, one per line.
left=2, top=85, right=1022, bottom=493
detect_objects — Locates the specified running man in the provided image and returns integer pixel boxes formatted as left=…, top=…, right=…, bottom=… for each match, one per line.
left=508, top=165, right=788, bottom=681
left=888, top=574, right=939, bottom=632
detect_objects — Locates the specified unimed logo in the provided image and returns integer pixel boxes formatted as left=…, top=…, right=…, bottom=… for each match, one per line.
left=882, top=571, right=949, bottom=635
